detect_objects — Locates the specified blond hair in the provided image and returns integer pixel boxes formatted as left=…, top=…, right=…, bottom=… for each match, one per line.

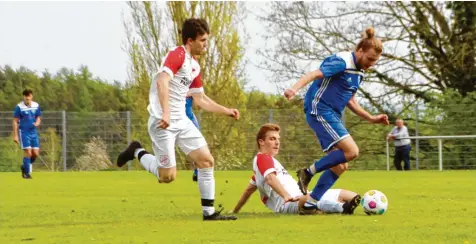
left=355, top=27, right=383, bottom=54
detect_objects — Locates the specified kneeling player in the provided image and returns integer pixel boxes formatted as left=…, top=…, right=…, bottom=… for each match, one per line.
left=232, top=123, right=361, bottom=215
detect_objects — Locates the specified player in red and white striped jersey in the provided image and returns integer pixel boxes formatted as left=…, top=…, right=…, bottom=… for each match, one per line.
left=232, top=123, right=361, bottom=215
left=117, top=18, right=239, bottom=221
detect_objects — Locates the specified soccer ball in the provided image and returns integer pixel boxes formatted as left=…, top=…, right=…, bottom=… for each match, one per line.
left=360, top=190, right=388, bottom=215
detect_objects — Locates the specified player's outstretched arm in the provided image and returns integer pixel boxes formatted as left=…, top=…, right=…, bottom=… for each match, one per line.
left=232, top=183, right=257, bottom=214
left=156, top=72, right=173, bottom=128
left=191, top=92, right=240, bottom=120
left=284, top=70, right=324, bottom=100
left=347, top=95, right=389, bottom=125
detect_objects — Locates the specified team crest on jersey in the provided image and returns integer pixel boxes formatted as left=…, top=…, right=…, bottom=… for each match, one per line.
left=159, top=155, right=169, bottom=165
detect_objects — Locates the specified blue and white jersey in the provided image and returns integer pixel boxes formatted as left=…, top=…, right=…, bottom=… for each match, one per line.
left=13, top=101, right=41, bottom=131
left=304, top=52, right=364, bottom=118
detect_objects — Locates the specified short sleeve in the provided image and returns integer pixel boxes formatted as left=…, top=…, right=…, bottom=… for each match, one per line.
left=256, top=154, right=276, bottom=177
left=161, top=47, right=186, bottom=78
left=36, top=106, right=42, bottom=117
left=319, top=55, right=346, bottom=78
left=13, top=106, right=21, bottom=118
left=249, top=175, right=256, bottom=185
left=189, top=73, right=203, bottom=94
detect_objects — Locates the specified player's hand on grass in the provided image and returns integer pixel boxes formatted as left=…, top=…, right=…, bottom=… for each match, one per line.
left=13, top=135, right=19, bottom=145
left=371, top=114, right=390, bottom=125
left=227, top=108, right=240, bottom=120
left=284, top=88, right=297, bottom=100
left=158, top=113, right=170, bottom=129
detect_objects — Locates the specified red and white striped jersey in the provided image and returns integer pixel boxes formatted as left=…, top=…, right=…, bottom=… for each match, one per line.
left=148, top=46, right=204, bottom=120
left=250, top=153, right=302, bottom=212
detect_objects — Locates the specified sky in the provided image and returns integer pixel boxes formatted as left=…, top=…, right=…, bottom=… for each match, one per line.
left=0, top=1, right=281, bottom=94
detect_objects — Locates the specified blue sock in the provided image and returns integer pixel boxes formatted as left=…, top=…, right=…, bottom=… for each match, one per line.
left=31, top=156, right=36, bottom=164
left=307, top=149, right=347, bottom=175
left=23, top=157, right=31, bottom=174
left=310, top=169, right=339, bottom=201
left=193, top=168, right=198, bottom=176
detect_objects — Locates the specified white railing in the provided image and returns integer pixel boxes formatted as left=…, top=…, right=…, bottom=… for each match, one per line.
left=386, top=135, right=476, bottom=171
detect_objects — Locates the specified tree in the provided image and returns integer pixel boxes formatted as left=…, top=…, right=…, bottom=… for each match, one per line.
left=259, top=1, right=476, bottom=115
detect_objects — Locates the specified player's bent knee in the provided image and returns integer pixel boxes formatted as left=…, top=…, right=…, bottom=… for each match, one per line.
left=159, top=175, right=176, bottom=183
left=196, top=156, right=214, bottom=168
left=344, top=147, right=359, bottom=161
left=23, top=150, right=32, bottom=157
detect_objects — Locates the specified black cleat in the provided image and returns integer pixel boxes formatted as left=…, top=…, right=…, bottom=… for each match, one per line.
left=21, top=166, right=26, bottom=178
left=23, top=174, right=33, bottom=179
left=296, top=169, right=312, bottom=195
left=203, top=208, right=237, bottom=221
left=192, top=169, right=198, bottom=182
left=342, top=194, right=361, bottom=215
left=117, top=141, right=142, bottom=167
left=299, top=205, right=320, bottom=215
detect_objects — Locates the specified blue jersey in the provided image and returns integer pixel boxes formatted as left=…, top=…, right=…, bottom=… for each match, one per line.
left=304, top=52, right=364, bottom=118
left=13, top=101, right=41, bottom=131
left=185, top=96, right=200, bottom=129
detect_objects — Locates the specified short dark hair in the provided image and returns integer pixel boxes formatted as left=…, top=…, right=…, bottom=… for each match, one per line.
left=22, top=89, right=33, bottom=96
left=181, top=18, right=210, bottom=45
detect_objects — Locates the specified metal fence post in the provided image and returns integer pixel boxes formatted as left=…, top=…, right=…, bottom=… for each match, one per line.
left=415, top=103, right=420, bottom=170
left=126, top=111, right=131, bottom=171
left=268, top=109, right=273, bottom=123
left=62, top=110, right=67, bottom=171
left=438, top=139, right=443, bottom=171
left=386, top=139, right=390, bottom=171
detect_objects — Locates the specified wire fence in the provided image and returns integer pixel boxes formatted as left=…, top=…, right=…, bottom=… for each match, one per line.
left=0, top=105, right=475, bottom=172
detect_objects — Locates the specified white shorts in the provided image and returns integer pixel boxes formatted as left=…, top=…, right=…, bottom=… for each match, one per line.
left=277, top=201, right=300, bottom=214
left=147, top=116, right=207, bottom=168
left=321, top=189, right=341, bottom=202
left=275, top=189, right=342, bottom=215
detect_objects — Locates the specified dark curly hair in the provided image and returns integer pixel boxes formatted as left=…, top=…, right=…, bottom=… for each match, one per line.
left=181, top=18, right=210, bottom=45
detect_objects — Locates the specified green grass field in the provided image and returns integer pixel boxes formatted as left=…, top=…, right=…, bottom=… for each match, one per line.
left=1, top=171, right=475, bottom=244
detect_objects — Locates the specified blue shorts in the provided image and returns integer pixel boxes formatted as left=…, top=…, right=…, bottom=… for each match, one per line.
left=306, top=111, right=349, bottom=152
left=19, top=129, right=40, bottom=150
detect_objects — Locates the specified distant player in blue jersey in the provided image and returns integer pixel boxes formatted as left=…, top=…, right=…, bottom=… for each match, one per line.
left=13, top=89, right=42, bottom=179
left=185, top=94, right=200, bottom=182
left=283, top=27, right=390, bottom=211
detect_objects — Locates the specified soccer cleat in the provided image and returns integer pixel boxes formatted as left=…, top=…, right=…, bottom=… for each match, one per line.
left=203, top=208, right=237, bottom=221
left=21, top=165, right=26, bottom=178
left=296, top=169, right=312, bottom=195
left=299, top=205, right=320, bottom=215
left=342, top=194, right=361, bottom=215
left=23, top=174, right=33, bottom=179
left=117, top=141, right=142, bottom=167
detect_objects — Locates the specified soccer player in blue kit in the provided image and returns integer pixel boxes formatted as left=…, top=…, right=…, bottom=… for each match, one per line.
left=185, top=95, right=200, bottom=181
left=13, top=89, right=42, bottom=179
left=283, top=27, right=390, bottom=211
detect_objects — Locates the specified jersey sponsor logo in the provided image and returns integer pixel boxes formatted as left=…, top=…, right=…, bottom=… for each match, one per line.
left=179, top=77, right=192, bottom=87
